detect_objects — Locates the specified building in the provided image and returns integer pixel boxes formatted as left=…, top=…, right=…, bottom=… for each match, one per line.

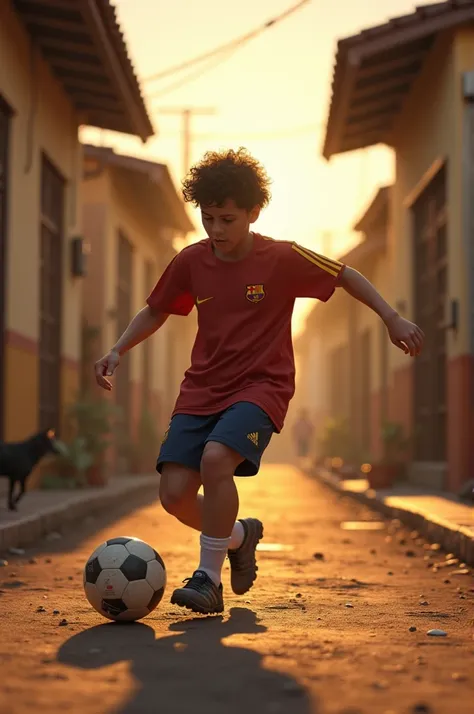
left=81, top=145, right=195, bottom=469
left=0, top=0, right=153, bottom=443
left=294, top=187, right=390, bottom=463
left=318, top=0, right=474, bottom=491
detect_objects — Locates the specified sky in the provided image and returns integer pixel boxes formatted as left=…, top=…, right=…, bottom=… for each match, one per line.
left=81, top=0, right=435, bottom=334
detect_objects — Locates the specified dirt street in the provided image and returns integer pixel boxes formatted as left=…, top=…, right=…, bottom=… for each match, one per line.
left=0, top=464, right=473, bottom=714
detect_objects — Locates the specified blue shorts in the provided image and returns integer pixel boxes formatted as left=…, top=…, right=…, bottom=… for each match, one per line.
left=157, top=401, right=275, bottom=477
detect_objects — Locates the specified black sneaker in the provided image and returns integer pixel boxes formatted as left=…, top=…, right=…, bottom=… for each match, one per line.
left=170, top=570, right=224, bottom=615
left=228, top=518, right=264, bottom=595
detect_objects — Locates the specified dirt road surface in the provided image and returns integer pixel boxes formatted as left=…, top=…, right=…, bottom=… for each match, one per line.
left=0, top=464, right=473, bottom=714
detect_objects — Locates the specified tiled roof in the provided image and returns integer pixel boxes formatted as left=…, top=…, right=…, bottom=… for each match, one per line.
left=83, top=145, right=194, bottom=234
left=323, top=1, right=474, bottom=158
left=12, top=0, right=154, bottom=140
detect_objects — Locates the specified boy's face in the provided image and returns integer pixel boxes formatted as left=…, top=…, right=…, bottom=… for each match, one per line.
left=201, top=199, right=260, bottom=256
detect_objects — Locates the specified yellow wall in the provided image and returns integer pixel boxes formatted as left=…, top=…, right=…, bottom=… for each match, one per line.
left=60, top=360, right=80, bottom=437
left=3, top=344, right=37, bottom=440
left=1, top=1, right=82, bottom=439
left=391, top=29, right=473, bottom=368
left=81, top=176, right=109, bottom=338
left=81, top=165, right=196, bottom=435
left=295, top=28, right=474, bottom=469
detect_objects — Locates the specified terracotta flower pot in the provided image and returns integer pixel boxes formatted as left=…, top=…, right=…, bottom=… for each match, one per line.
left=86, top=463, right=107, bottom=487
left=367, top=463, right=400, bottom=490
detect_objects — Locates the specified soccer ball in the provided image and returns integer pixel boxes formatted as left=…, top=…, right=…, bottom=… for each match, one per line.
left=83, top=536, right=166, bottom=622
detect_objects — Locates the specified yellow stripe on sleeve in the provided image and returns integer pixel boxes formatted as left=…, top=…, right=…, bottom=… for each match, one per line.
left=294, top=244, right=343, bottom=270
left=291, top=244, right=340, bottom=277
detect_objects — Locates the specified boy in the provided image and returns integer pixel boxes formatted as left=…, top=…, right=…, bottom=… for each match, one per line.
left=95, top=148, right=424, bottom=615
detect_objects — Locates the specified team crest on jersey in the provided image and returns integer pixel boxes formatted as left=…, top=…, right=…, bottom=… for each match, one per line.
left=246, top=284, right=265, bottom=303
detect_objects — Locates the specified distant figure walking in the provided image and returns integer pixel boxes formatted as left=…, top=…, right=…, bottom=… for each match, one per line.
left=292, top=409, right=314, bottom=459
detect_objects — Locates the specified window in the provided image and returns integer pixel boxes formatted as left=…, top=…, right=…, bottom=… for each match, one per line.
left=39, top=156, right=64, bottom=432
left=0, top=96, right=11, bottom=439
left=412, top=165, right=447, bottom=461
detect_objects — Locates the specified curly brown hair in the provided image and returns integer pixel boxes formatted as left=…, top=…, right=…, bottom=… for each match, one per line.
left=182, top=148, right=272, bottom=210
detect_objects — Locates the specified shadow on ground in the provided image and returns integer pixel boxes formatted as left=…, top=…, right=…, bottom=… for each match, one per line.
left=57, top=607, right=315, bottom=714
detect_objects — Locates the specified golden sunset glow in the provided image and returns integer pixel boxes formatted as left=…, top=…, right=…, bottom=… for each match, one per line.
left=80, top=0, right=435, bottom=334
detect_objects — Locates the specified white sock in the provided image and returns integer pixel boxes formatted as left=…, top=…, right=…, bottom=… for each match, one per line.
left=198, top=534, right=231, bottom=586
left=229, top=520, right=245, bottom=550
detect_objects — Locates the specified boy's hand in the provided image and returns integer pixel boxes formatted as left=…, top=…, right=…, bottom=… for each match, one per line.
left=94, top=349, right=120, bottom=391
left=385, top=314, right=424, bottom=356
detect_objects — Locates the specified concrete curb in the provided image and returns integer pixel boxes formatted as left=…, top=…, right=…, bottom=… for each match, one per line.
left=0, top=475, right=159, bottom=553
left=312, top=468, right=474, bottom=567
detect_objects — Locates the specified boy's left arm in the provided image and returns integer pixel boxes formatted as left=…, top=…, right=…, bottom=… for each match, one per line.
left=339, top=266, right=424, bottom=356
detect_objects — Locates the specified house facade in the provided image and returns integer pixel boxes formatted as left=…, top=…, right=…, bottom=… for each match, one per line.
left=315, top=0, right=474, bottom=491
left=81, top=145, right=196, bottom=467
left=0, top=0, right=153, bottom=444
left=295, top=187, right=390, bottom=464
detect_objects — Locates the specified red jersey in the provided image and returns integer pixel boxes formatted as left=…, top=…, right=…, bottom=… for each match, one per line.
left=147, top=234, right=345, bottom=432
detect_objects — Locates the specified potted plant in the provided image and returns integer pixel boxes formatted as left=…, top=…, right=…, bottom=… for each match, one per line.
left=65, top=395, right=122, bottom=486
left=365, top=421, right=409, bottom=490
left=46, top=437, right=95, bottom=488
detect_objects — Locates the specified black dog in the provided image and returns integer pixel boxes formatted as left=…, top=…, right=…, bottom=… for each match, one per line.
left=0, top=429, right=57, bottom=511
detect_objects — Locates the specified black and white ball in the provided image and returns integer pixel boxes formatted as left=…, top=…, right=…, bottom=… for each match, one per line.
left=83, top=536, right=166, bottom=622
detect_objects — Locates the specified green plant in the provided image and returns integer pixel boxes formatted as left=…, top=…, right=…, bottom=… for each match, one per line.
left=40, top=473, right=78, bottom=490
left=53, top=437, right=95, bottom=486
left=380, top=421, right=410, bottom=464
left=66, top=396, right=122, bottom=459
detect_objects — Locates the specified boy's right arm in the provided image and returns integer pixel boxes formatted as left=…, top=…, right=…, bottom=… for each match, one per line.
left=95, top=248, right=194, bottom=391
left=94, top=306, right=168, bottom=391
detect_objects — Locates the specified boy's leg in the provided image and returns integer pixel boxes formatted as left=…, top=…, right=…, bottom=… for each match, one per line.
left=170, top=442, right=243, bottom=614
left=209, top=402, right=274, bottom=595
left=159, top=464, right=201, bottom=529
left=159, top=463, right=245, bottom=547
left=196, top=442, right=244, bottom=586
left=200, top=441, right=243, bottom=537
left=171, top=402, right=274, bottom=613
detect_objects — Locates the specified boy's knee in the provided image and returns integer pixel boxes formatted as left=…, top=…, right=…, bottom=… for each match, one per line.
left=159, top=486, right=187, bottom=516
left=200, top=441, right=242, bottom=484
left=159, top=465, right=200, bottom=516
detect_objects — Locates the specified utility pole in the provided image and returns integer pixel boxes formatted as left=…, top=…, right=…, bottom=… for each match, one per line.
left=158, top=107, right=216, bottom=176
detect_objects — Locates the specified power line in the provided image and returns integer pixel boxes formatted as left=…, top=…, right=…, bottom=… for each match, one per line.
left=147, top=47, right=239, bottom=100
left=143, top=0, right=311, bottom=86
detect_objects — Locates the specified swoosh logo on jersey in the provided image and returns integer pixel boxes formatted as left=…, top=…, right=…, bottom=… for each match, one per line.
left=196, top=296, right=214, bottom=305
